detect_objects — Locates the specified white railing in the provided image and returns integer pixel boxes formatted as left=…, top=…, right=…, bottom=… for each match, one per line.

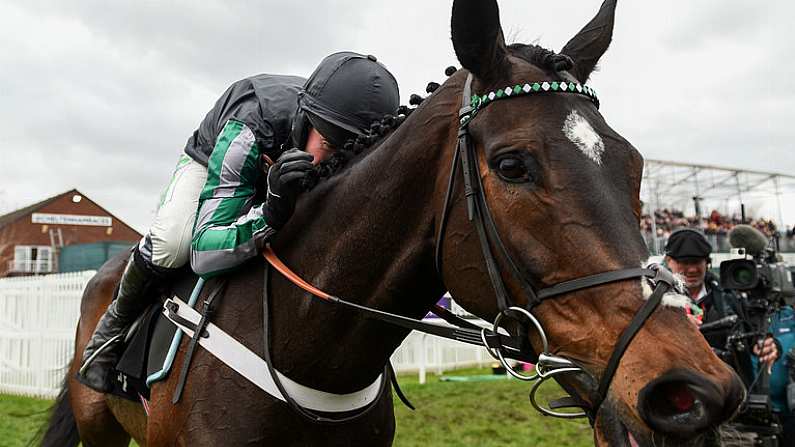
left=6, top=260, right=53, bottom=274
left=390, top=319, right=491, bottom=384
left=0, top=271, right=95, bottom=398
left=0, top=275, right=487, bottom=398
left=395, top=294, right=492, bottom=382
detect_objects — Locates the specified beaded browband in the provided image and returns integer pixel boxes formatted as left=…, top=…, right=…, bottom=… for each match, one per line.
left=461, top=81, right=599, bottom=125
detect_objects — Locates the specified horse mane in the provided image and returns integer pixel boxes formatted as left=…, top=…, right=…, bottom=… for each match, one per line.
left=301, top=66, right=460, bottom=191
left=301, top=110, right=409, bottom=191
left=301, top=47, right=571, bottom=191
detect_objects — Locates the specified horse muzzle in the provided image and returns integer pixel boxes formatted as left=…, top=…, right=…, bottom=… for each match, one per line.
left=637, top=369, right=745, bottom=439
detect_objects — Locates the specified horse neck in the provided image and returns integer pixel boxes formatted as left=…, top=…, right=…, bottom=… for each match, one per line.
left=265, top=85, right=461, bottom=392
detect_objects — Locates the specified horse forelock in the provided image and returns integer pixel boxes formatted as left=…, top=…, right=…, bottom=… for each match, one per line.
left=507, top=43, right=563, bottom=73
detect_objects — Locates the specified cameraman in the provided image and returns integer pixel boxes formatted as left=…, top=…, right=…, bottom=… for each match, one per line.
left=663, top=229, right=779, bottom=377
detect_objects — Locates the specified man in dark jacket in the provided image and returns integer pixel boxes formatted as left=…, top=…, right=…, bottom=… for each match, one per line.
left=77, top=52, right=400, bottom=392
left=664, top=228, right=779, bottom=382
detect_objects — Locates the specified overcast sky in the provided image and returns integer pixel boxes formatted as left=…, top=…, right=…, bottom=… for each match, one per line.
left=1, top=0, right=793, bottom=233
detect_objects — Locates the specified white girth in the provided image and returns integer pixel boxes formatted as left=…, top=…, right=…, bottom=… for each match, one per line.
left=163, top=298, right=384, bottom=413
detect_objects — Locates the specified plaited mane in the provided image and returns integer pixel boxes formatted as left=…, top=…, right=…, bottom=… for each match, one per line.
left=302, top=45, right=573, bottom=191
left=302, top=67, right=459, bottom=191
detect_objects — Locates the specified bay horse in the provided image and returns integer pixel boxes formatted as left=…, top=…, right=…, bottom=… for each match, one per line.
left=39, top=0, right=744, bottom=445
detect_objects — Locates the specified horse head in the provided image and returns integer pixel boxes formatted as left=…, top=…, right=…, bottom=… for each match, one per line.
left=440, top=0, right=744, bottom=444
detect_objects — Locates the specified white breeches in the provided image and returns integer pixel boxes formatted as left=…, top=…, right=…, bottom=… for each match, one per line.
left=138, top=154, right=207, bottom=270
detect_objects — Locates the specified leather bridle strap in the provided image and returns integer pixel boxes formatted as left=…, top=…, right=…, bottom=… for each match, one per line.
left=455, top=121, right=513, bottom=311
left=434, top=136, right=460, bottom=273
left=436, top=74, right=540, bottom=311
left=262, top=246, right=533, bottom=360
left=445, top=73, right=679, bottom=420
left=536, top=268, right=654, bottom=301
left=593, top=267, right=674, bottom=411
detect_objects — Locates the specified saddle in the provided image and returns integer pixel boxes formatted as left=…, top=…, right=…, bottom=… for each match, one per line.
left=107, top=265, right=395, bottom=420
left=109, top=272, right=201, bottom=402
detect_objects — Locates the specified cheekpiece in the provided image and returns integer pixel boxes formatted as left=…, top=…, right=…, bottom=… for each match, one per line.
left=461, top=81, right=599, bottom=126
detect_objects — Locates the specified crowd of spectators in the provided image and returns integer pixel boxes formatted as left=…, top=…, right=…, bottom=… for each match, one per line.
left=640, top=208, right=788, bottom=239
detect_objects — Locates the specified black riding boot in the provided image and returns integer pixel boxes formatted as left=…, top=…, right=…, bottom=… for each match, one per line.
left=77, top=251, right=156, bottom=392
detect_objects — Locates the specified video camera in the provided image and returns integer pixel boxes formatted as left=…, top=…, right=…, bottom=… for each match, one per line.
left=712, top=225, right=795, bottom=446
left=720, top=238, right=795, bottom=306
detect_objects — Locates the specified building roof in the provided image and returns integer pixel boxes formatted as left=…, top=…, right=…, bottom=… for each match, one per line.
left=0, top=189, right=78, bottom=230
left=0, top=188, right=142, bottom=239
left=642, top=159, right=795, bottom=228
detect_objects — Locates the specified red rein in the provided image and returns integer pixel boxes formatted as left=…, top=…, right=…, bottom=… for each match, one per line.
left=262, top=245, right=334, bottom=302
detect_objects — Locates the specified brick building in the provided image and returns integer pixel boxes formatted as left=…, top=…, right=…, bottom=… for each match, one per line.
left=0, top=189, right=142, bottom=277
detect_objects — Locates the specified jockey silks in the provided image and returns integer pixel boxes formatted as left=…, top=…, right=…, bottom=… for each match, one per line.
left=184, top=74, right=306, bottom=167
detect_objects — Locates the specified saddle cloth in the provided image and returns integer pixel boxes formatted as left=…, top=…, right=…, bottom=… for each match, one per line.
left=108, top=272, right=385, bottom=414
left=109, top=273, right=201, bottom=401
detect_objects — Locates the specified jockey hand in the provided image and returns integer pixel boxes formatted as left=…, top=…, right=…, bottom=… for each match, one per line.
left=263, top=148, right=314, bottom=230
left=752, top=335, right=780, bottom=373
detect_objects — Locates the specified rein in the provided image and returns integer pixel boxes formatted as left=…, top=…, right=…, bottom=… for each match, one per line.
left=262, top=246, right=529, bottom=358
left=259, top=73, right=680, bottom=424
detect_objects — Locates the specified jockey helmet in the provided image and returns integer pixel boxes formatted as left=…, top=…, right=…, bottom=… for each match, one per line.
left=291, top=52, right=400, bottom=150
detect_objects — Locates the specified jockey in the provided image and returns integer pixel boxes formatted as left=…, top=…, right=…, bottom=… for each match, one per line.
left=77, top=52, right=400, bottom=392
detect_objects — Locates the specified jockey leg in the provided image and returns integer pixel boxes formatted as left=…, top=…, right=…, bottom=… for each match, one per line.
left=77, top=154, right=207, bottom=392
left=77, top=248, right=156, bottom=391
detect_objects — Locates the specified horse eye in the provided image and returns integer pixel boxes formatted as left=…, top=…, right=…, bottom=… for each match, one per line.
left=496, top=156, right=529, bottom=182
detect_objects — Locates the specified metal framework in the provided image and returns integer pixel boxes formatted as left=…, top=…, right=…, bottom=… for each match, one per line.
left=641, top=159, right=795, bottom=227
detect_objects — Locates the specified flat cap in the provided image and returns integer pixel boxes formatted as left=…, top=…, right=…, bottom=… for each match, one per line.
left=664, top=229, right=713, bottom=260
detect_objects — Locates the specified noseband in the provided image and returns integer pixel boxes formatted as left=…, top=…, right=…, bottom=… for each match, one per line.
left=433, top=74, right=678, bottom=420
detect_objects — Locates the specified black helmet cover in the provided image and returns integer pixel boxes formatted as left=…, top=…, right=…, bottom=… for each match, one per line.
left=291, top=51, right=400, bottom=149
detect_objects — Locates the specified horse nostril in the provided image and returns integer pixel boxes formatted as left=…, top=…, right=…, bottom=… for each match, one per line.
left=638, top=370, right=726, bottom=438
left=666, top=382, right=695, bottom=413
left=642, top=380, right=705, bottom=427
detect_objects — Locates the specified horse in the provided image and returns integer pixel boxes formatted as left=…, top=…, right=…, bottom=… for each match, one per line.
left=38, top=0, right=744, bottom=445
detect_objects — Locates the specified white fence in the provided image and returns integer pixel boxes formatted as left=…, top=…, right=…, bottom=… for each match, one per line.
left=391, top=294, right=492, bottom=382
left=0, top=271, right=95, bottom=398
left=0, top=275, right=488, bottom=398
left=391, top=322, right=491, bottom=384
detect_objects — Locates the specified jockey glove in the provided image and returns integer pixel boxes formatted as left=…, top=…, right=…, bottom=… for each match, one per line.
left=263, top=148, right=314, bottom=230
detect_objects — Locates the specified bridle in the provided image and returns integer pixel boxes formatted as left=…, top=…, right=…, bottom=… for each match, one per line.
left=433, top=73, right=680, bottom=420
left=261, top=73, right=680, bottom=424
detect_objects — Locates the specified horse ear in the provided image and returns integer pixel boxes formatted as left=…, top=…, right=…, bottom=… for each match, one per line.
left=560, top=0, right=618, bottom=83
left=451, top=0, right=509, bottom=82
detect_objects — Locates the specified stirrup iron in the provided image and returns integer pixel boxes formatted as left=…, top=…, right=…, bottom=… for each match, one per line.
left=78, top=333, right=125, bottom=376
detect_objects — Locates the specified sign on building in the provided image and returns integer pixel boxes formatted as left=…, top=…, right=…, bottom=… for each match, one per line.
left=31, top=213, right=112, bottom=227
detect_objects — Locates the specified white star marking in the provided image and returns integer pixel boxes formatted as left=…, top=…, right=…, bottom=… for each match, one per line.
left=562, top=110, right=605, bottom=166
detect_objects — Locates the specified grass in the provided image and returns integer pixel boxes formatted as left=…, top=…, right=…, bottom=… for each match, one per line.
left=1, top=368, right=593, bottom=447
left=0, top=393, right=51, bottom=447
left=393, top=368, right=593, bottom=447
